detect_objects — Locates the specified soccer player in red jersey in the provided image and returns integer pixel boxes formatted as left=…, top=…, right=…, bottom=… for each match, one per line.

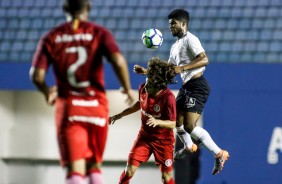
left=109, top=57, right=177, bottom=184
left=29, top=0, right=134, bottom=183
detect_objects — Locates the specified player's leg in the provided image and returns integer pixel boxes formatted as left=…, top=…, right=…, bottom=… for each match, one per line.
left=119, top=137, right=151, bottom=183
left=66, top=159, right=87, bottom=184
left=161, top=171, right=175, bottom=184
left=64, top=124, right=89, bottom=184
left=87, top=162, right=103, bottom=184
left=119, top=163, right=139, bottom=184
left=185, top=111, right=229, bottom=175
left=153, top=142, right=175, bottom=184
left=55, top=98, right=87, bottom=184
left=174, top=87, right=197, bottom=159
left=176, top=76, right=229, bottom=174
left=87, top=122, right=108, bottom=184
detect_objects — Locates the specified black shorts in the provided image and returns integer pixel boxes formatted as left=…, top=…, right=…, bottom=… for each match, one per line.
left=176, top=76, right=210, bottom=113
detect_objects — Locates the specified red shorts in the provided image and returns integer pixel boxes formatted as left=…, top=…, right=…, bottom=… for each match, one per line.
left=128, top=135, right=174, bottom=172
left=55, top=96, right=108, bottom=166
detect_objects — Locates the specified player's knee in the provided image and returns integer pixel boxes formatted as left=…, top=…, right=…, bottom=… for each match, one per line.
left=67, top=159, right=86, bottom=175
left=183, top=124, right=194, bottom=133
left=125, top=165, right=137, bottom=177
left=161, top=172, right=172, bottom=183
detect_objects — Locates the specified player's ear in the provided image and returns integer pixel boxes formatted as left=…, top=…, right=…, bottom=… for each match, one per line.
left=181, top=20, right=186, bottom=27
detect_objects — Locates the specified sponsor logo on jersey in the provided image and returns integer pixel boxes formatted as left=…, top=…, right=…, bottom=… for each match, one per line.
left=55, top=33, right=93, bottom=43
left=141, top=108, right=161, bottom=118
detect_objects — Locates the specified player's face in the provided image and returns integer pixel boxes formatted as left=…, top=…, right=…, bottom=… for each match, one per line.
left=145, top=79, right=160, bottom=96
left=169, top=18, right=185, bottom=38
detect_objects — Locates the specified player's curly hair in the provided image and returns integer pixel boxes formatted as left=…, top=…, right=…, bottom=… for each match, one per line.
left=147, top=57, right=177, bottom=89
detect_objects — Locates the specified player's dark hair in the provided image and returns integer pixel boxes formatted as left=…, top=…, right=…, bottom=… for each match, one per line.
left=147, top=57, right=177, bottom=89
left=168, top=9, right=189, bottom=24
left=64, top=0, right=89, bottom=14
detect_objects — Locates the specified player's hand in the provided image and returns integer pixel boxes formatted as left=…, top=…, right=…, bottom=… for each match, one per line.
left=146, top=115, right=159, bottom=128
left=120, top=88, right=135, bottom=106
left=109, top=114, right=123, bottom=125
left=133, top=65, right=147, bottom=75
left=174, top=66, right=184, bottom=74
left=47, top=86, right=57, bottom=106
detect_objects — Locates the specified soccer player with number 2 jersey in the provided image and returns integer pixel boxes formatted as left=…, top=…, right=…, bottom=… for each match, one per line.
left=30, top=0, right=134, bottom=183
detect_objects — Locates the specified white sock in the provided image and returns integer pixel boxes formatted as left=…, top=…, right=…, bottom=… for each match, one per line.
left=89, top=171, right=104, bottom=184
left=176, top=125, right=193, bottom=148
left=190, top=126, right=221, bottom=156
left=66, top=174, right=85, bottom=184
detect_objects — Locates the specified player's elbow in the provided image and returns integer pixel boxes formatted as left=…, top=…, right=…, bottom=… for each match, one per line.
left=30, top=67, right=46, bottom=85
left=203, top=53, right=209, bottom=66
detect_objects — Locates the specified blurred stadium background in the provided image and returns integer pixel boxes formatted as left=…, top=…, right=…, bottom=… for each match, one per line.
left=0, top=0, right=281, bottom=184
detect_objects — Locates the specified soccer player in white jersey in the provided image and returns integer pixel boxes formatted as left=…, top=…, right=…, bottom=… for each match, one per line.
left=134, top=9, right=229, bottom=175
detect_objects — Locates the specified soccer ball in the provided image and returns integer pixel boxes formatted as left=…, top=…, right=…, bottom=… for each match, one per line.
left=142, top=28, right=163, bottom=49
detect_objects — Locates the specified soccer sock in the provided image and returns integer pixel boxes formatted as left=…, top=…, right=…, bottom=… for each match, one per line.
left=66, top=172, right=86, bottom=184
left=176, top=125, right=193, bottom=148
left=190, top=126, right=221, bottom=156
left=119, top=170, right=133, bottom=184
left=88, top=168, right=104, bottom=184
left=163, top=178, right=175, bottom=184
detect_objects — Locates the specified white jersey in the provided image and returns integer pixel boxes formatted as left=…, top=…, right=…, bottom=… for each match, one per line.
left=168, top=31, right=205, bottom=84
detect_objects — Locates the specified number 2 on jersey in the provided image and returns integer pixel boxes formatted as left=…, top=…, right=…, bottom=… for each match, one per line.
left=66, top=46, right=90, bottom=88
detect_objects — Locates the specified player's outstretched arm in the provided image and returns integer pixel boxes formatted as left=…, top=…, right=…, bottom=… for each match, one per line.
left=133, top=65, right=147, bottom=75
left=109, top=101, right=140, bottom=125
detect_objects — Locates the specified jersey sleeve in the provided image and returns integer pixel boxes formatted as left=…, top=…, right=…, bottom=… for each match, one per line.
left=31, top=37, right=50, bottom=70
left=168, top=44, right=176, bottom=65
left=101, top=28, right=120, bottom=58
left=187, top=35, right=205, bottom=57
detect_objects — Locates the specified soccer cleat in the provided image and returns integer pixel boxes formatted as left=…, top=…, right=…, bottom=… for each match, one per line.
left=212, top=150, right=230, bottom=175
left=174, top=144, right=198, bottom=160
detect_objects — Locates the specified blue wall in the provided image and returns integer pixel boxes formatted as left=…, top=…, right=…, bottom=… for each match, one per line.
left=1, top=63, right=282, bottom=183
left=200, top=63, right=282, bottom=184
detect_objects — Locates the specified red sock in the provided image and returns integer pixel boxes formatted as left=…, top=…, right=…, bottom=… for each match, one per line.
left=119, top=170, right=132, bottom=184
left=163, top=178, right=175, bottom=184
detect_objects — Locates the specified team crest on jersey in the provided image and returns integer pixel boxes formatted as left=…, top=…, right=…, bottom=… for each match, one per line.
left=186, top=97, right=196, bottom=108
left=154, top=104, right=160, bottom=112
left=165, top=159, right=172, bottom=167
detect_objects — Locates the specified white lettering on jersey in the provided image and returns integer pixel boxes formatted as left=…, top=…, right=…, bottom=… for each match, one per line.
left=141, top=108, right=161, bottom=118
left=267, top=127, right=282, bottom=164
left=72, top=99, right=99, bottom=107
left=68, top=116, right=106, bottom=127
left=55, top=33, right=93, bottom=43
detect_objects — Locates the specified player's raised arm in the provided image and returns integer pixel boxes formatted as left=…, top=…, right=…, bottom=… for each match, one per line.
left=109, top=101, right=140, bottom=125
left=133, top=64, right=147, bottom=75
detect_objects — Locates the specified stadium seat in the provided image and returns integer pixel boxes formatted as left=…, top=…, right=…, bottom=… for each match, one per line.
left=0, top=0, right=281, bottom=63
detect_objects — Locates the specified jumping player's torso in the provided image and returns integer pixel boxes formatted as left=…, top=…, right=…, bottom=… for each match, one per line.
left=168, top=31, right=206, bottom=84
